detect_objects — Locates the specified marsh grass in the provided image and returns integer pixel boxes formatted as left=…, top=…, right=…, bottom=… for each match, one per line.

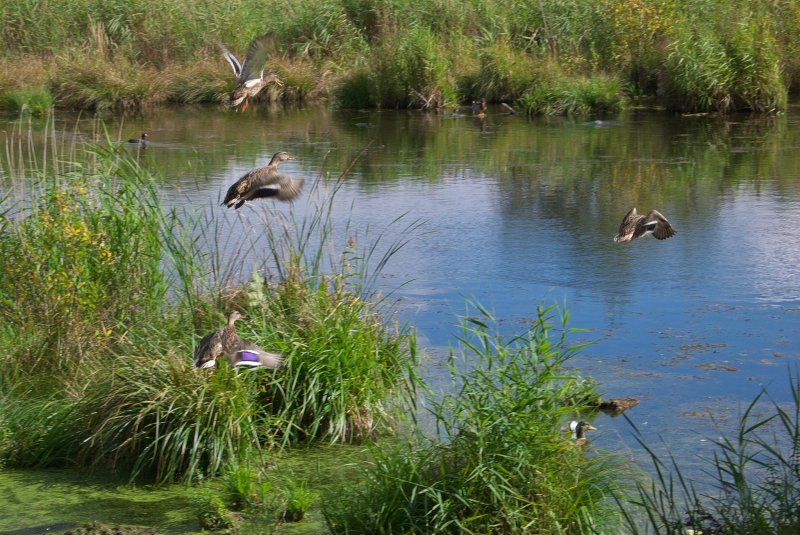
left=324, top=304, right=624, bottom=534
left=2, top=0, right=797, bottom=113
left=0, top=117, right=421, bottom=483
left=619, top=372, right=800, bottom=534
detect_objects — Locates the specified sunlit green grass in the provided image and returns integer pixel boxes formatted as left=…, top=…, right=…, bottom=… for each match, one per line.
left=2, top=0, right=796, bottom=113
left=0, top=118, right=420, bottom=484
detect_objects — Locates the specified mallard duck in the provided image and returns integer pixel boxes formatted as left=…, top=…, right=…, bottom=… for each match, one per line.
left=597, top=397, right=639, bottom=416
left=568, top=420, right=597, bottom=446
left=126, top=133, right=148, bottom=147
left=194, top=310, right=284, bottom=369
left=221, top=151, right=303, bottom=210
left=472, top=98, right=487, bottom=118
left=614, top=207, right=677, bottom=242
left=220, top=33, right=283, bottom=111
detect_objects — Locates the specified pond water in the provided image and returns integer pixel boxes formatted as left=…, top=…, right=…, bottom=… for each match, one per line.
left=2, top=103, right=800, bottom=529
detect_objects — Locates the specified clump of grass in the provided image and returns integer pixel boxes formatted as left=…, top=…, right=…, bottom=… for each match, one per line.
left=1, top=86, right=53, bottom=115
left=519, top=71, right=625, bottom=116
left=282, top=479, right=318, bottom=522
left=619, top=371, right=800, bottom=534
left=371, top=26, right=456, bottom=109
left=334, top=68, right=379, bottom=108
left=194, top=491, right=236, bottom=531
left=324, top=304, right=624, bottom=534
left=243, top=176, right=423, bottom=446
left=224, top=460, right=274, bottom=510
left=52, top=50, right=170, bottom=110
left=0, top=146, right=167, bottom=377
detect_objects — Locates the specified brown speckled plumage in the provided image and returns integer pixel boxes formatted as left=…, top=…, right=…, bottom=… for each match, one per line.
left=194, top=311, right=284, bottom=369
left=221, top=151, right=303, bottom=209
left=614, top=207, right=677, bottom=242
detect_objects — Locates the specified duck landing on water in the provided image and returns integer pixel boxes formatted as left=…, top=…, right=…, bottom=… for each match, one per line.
left=194, top=310, right=284, bottom=370
left=614, top=207, right=677, bottom=242
left=221, top=151, right=303, bottom=209
left=220, top=33, right=283, bottom=111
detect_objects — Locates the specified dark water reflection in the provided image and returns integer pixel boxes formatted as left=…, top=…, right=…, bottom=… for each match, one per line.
left=3, top=104, right=800, bottom=469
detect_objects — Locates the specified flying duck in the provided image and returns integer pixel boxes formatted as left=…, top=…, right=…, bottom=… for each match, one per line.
left=614, top=207, right=677, bottom=242
left=194, top=310, right=284, bottom=369
left=220, top=33, right=283, bottom=111
left=221, top=151, right=303, bottom=209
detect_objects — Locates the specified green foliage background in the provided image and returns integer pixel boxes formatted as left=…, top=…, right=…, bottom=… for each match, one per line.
left=1, top=0, right=797, bottom=113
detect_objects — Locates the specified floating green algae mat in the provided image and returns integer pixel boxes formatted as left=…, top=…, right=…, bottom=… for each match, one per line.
left=0, top=469, right=202, bottom=534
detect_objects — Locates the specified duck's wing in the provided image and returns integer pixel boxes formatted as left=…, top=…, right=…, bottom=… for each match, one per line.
left=219, top=43, right=242, bottom=78
left=194, top=330, right=223, bottom=368
left=238, top=33, right=276, bottom=85
left=221, top=171, right=256, bottom=207
left=645, top=210, right=677, bottom=240
left=248, top=171, right=305, bottom=202
left=614, top=207, right=640, bottom=242
left=229, top=337, right=285, bottom=369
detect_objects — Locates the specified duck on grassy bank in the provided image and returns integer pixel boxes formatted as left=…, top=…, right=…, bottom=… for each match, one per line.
left=220, top=33, right=283, bottom=111
left=194, top=310, right=284, bottom=369
left=221, top=151, right=303, bottom=209
left=614, top=207, right=677, bottom=242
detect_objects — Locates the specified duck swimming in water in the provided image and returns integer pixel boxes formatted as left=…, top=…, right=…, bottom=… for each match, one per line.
left=568, top=420, right=597, bottom=446
left=194, top=311, right=284, bottom=370
left=220, top=33, right=283, bottom=111
left=126, top=133, right=148, bottom=147
left=614, top=207, right=677, bottom=242
left=221, top=151, right=303, bottom=210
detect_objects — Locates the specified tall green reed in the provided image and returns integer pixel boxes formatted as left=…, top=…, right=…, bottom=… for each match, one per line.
left=619, top=371, right=800, bottom=534
left=324, top=304, right=623, bottom=534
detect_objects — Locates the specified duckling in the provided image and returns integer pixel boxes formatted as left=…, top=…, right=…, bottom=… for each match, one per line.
left=614, top=207, right=677, bottom=242
left=220, top=33, right=283, bottom=111
left=126, top=133, right=148, bottom=147
left=221, top=151, right=303, bottom=210
left=194, top=310, right=284, bottom=369
left=568, top=420, right=597, bottom=446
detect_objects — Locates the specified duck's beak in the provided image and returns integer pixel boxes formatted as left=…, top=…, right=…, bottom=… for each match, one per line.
left=584, top=423, right=597, bottom=431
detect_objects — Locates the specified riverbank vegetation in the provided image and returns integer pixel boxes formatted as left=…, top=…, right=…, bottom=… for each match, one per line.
left=2, top=0, right=798, bottom=114
left=0, top=119, right=420, bottom=485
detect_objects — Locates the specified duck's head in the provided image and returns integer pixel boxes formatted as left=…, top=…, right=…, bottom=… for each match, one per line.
left=227, top=310, right=243, bottom=325
left=262, top=73, right=283, bottom=87
left=569, top=420, right=597, bottom=440
left=270, top=151, right=294, bottom=164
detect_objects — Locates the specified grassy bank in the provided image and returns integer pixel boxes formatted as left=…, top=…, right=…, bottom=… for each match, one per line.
left=1, top=0, right=798, bottom=114
left=0, top=120, right=419, bottom=485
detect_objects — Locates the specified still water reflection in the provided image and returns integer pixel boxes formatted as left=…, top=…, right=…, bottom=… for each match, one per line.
left=4, top=104, right=800, bottom=463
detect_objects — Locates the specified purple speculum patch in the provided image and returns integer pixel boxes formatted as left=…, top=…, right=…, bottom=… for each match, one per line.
left=239, top=350, right=259, bottom=362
